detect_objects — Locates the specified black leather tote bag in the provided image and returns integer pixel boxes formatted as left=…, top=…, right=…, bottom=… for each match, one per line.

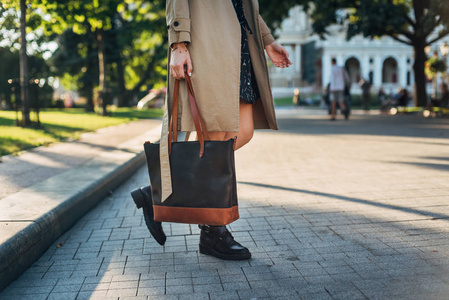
left=144, top=74, right=239, bottom=225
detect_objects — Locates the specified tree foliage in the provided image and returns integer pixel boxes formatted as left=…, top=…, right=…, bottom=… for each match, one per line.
left=1, top=0, right=168, bottom=116
left=41, top=0, right=167, bottom=110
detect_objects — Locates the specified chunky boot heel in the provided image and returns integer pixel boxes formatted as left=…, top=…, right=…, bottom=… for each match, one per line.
left=131, top=188, right=145, bottom=208
left=130, top=186, right=166, bottom=246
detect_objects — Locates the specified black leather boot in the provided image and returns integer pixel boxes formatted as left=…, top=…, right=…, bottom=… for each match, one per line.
left=199, top=225, right=251, bottom=260
left=131, top=186, right=166, bottom=246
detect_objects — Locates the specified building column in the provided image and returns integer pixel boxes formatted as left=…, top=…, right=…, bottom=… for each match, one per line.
left=295, top=43, right=301, bottom=73
left=322, top=52, right=331, bottom=87
left=337, top=55, right=344, bottom=66
left=399, top=55, right=407, bottom=87
left=374, top=55, right=382, bottom=88
left=361, top=55, right=370, bottom=82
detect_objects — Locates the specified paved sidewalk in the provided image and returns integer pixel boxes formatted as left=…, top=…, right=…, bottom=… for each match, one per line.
left=0, top=119, right=162, bottom=201
left=1, top=112, right=449, bottom=299
left=0, top=119, right=162, bottom=290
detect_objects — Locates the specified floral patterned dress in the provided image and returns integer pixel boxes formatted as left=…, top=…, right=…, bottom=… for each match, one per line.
left=231, top=0, right=260, bottom=104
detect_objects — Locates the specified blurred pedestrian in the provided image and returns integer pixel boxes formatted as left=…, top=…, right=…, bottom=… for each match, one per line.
left=359, top=78, right=371, bottom=114
left=378, top=87, right=393, bottom=113
left=329, top=58, right=350, bottom=120
left=397, top=88, right=410, bottom=107
left=378, top=87, right=386, bottom=104
left=430, top=83, right=449, bottom=108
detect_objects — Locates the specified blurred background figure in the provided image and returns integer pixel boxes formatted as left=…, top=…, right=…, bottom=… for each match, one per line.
left=359, top=78, right=371, bottom=114
left=329, top=58, right=350, bottom=121
left=425, top=82, right=449, bottom=117
left=292, top=88, right=301, bottom=106
left=397, top=88, right=410, bottom=107
left=430, top=83, right=449, bottom=108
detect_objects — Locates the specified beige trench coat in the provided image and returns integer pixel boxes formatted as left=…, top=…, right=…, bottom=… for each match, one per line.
left=160, top=0, right=278, bottom=201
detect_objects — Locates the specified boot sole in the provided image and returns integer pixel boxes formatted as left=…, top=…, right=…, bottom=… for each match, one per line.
left=143, top=214, right=167, bottom=246
left=131, top=188, right=167, bottom=246
left=199, top=244, right=251, bottom=260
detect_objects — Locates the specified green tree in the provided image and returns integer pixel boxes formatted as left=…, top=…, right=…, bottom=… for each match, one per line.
left=50, top=28, right=99, bottom=111
left=42, top=0, right=166, bottom=114
left=1, top=0, right=55, bottom=124
left=259, top=0, right=449, bottom=107
left=0, top=48, right=20, bottom=108
left=0, top=0, right=32, bottom=124
left=2, top=0, right=168, bottom=115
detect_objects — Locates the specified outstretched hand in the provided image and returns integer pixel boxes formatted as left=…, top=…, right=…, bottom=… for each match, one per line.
left=265, top=41, right=292, bottom=69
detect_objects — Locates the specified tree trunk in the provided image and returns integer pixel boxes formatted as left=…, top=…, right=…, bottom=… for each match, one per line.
left=85, top=30, right=95, bottom=112
left=97, top=28, right=108, bottom=116
left=20, top=0, right=31, bottom=126
left=111, top=17, right=128, bottom=107
left=116, top=58, right=128, bottom=107
left=412, top=41, right=428, bottom=107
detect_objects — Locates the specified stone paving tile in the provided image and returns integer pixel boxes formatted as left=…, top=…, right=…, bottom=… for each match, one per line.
left=3, top=114, right=449, bottom=299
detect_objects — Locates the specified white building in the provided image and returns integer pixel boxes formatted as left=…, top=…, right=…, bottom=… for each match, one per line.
left=270, top=6, right=449, bottom=97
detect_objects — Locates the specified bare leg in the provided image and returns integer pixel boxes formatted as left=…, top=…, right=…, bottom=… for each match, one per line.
left=209, top=101, right=254, bottom=150
left=199, top=101, right=254, bottom=261
left=331, top=101, right=336, bottom=119
left=339, top=100, right=346, bottom=112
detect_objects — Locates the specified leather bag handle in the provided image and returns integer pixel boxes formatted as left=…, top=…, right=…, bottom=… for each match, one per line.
left=169, top=72, right=209, bottom=157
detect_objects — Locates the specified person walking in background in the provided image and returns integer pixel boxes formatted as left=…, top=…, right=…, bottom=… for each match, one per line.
left=427, top=83, right=449, bottom=116
left=430, top=83, right=449, bottom=108
left=397, top=88, right=410, bottom=107
left=359, top=78, right=371, bottom=114
left=131, top=0, right=292, bottom=261
left=329, top=58, right=350, bottom=120
left=378, top=87, right=393, bottom=113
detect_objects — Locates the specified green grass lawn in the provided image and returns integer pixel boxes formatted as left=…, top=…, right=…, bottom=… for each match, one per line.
left=274, top=97, right=295, bottom=106
left=0, top=107, right=163, bottom=157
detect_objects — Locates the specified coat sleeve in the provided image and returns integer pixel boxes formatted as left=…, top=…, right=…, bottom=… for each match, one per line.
left=258, top=14, right=275, bottom=47
left=166, top=0, right=191, bottom=47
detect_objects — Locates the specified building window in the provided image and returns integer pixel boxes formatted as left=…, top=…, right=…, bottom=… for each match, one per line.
left=382, top=57, right=398, bottom=83
left=407, top=71, right=411, bottom=86
left=345, top=57, right=361, bottom=83
left=369, top=58, right=374, bottom=64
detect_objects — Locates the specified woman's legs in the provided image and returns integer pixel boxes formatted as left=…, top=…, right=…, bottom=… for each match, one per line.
left=209, top=101, right=254, bottom=149
left=200, top=101, right=254, bottom=260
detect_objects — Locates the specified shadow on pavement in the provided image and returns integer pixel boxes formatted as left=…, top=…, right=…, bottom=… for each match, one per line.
left=276, top=115, right=449, bottom=140
left=238, top=181, right=449, bottom=221
left=388, top=161, right=449, bottom=172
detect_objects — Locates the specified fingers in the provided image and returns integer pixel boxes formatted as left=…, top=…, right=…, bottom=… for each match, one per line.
left=177, top=65, right=186, bottom=79
left=170, top=64, right=186, bottom=80
left=273, top=59, right=292, bottom=69
left=170, top=50, right=192, bottom=80
left=186, top=57, right=193, bottom=77
left=170, top=65, right=178, bottom=80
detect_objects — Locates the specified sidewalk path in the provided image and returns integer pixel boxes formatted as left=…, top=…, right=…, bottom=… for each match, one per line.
left=0, top=119, right=162, bottom=201
left=1, top=112, right=449, bottom=299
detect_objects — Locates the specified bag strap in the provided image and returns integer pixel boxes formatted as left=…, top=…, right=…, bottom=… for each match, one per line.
left=169, top=72, right=209, bottom=157
left=168, top=79, right=179, bottom=154
left=185, top=74, right=210, bottom=141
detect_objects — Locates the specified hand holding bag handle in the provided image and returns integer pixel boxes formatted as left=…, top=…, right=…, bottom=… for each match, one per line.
left=169, top=72, right=210, bottom=157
